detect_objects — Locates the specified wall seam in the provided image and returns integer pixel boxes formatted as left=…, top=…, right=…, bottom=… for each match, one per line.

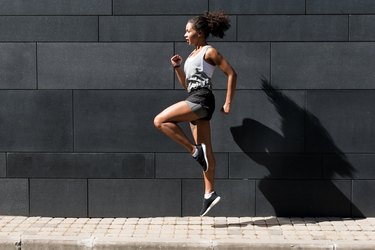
left=35, top=43, right=38, bottom=89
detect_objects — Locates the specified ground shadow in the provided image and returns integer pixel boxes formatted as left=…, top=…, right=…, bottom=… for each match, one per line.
left=229, top=78, right=364, bottom=219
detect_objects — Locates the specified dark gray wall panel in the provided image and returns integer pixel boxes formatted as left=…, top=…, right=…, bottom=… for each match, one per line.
left=306, top=90, right=375, bottom=153
left=0, top=154, right=6, bottom=177
left=256, top=180, right=353, bottom=217
left=99, top=16, right=236, bottom=42
left=238, top=15, right=347, bottom=41
left=0, top=0, right=111, bottom=15
left=272, top=43, right=375, bottom=89
left=175, top=42, right=270, bottom=90
left=0, top=17, right=97, bottom=42
left=155, top=153, right=228, bottom=178
left=30, top=179, right=87, bottom=217
left=212, top=90, right=305, bottom=152
left=353, top=180, right=375, bottom=217
left=307, top=0, right=375, bottom=14
left=89, top=179, right=181, bottom=217
left=38, top=43, right=173, bottom=89
left=182, top=179, right=255, bottom=216
left=7, top=153, right=154, bottom=178
left=230, top=153, right=323, bottom=179
left=209, top=0, right=305, bottom=14
left=0, top=43, right=36, bottom=89
left=0, top=179, right=28, bottom=216
left=114, top=0, right=207, bottom=15
left=323, top=154, right=375, bottom=180
left=0, top=90, right=73, bottom=152
left=350, top=15, right=375, bottom=41
left=74, top=90, right=191, bottom=152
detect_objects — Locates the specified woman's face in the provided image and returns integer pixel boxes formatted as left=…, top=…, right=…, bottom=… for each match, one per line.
left=184, top=22, right=199, bottom=45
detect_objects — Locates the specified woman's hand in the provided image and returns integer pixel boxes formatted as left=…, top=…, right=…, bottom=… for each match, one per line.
left=171, top=54, right=183, bottom=68
left=221, top=103, right=231, bottom=114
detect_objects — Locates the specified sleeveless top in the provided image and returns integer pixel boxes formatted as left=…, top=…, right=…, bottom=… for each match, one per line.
left=184, top=45, right=215, bottom=93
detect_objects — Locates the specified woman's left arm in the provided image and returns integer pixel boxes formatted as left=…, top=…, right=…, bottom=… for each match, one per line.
left=205, top=48, right=237, bottom=114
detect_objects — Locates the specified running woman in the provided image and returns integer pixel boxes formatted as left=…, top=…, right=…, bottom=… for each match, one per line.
left=154, top=11, right=237, bottom=216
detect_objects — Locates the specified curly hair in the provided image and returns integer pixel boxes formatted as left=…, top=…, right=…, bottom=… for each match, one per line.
left=189, top=10, right=231, bottom=39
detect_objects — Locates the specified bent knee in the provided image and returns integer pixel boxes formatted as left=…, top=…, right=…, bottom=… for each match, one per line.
left=153, top=115, right=164, bottom=129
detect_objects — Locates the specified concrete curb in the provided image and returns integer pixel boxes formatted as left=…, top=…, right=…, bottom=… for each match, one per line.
left=8, top=236, right=375, bottom=250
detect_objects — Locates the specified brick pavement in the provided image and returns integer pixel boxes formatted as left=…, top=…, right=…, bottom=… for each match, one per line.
left=0, top=216, right=375, bottom=249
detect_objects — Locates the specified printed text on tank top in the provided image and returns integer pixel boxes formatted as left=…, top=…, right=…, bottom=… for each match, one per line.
left=184, top=45, right=216, bottom=93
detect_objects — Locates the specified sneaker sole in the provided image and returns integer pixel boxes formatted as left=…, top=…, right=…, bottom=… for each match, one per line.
left=200, top=196, right=221, bottom=217
left=201, top=143, right=209, bottom=172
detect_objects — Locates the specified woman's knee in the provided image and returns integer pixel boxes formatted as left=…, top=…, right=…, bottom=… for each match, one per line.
left=153, top=115, right=164, bottom=129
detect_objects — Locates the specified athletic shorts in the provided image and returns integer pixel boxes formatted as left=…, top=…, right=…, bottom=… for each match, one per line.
left=185, top=88, right=215, bottom=123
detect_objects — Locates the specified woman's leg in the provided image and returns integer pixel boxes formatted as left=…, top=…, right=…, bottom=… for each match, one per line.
left=154, top=101, right=200, bottom=154
left=190, top=120, right=216, bottom=194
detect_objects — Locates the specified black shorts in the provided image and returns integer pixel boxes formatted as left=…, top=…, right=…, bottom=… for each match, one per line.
left=185, top=88, right=215, bottom=122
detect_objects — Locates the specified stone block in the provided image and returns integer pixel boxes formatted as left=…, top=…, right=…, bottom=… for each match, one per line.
left=229, top=153, right=323, bottom=179
left=307, top=0, right=375, bottom=14
left=155, top=153, right=228, bottom=178
left=0, top=179, right=28, bottom=216
left=38, top=43, right=173, bottom=89
left=182, top=179, right=255, bottom=216
left=0, top=0, right=112, bottom=15
left=0, top=90, right=73, bottom=152
left=306, top=90, right=375, bottom=153
left=209, top=0, right=305, bottom=14
left=0, top=16, right=97, bottom=42
left=114, top=0, right=207, bottom=15
left=88, top=179, right=181, bottom=217
left=0, top=43, right=36, bottom=89
left=30, top=179, right=87, bottom=217
left=7, top=153, right=154, bottom=178
left=238, top=15, right=347, bottom=41
left=256, top=180, right=353, bottom=217
left=272, top=43, right=375, bottom=89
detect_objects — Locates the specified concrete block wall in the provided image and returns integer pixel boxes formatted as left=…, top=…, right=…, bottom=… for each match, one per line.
left=0, top=0, right=375, bottom=218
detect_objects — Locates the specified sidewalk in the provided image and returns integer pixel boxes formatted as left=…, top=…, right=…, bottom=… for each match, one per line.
left=0, top=216, right=374, bottom=249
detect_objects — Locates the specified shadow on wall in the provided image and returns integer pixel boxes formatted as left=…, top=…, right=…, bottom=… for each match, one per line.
left=230, top=78, right=364, bottom=218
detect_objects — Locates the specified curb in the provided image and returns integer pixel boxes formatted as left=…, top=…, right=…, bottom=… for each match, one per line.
left=3, top=236, right=375, bottom=250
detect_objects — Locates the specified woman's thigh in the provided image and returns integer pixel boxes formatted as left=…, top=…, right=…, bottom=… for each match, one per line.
left=156, top=101, right=200, bottom=123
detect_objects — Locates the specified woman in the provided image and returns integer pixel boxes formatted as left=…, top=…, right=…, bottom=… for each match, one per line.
left=154, top=11, right=237, bottom=216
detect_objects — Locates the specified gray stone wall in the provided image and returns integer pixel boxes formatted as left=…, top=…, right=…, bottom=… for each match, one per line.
left=1, top=0, right=375, bottom=218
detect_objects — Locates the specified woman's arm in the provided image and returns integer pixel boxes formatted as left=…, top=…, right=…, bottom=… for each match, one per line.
left=171, top=54, right=187, bottom=90
left=205, top=48, right=237, bottom=114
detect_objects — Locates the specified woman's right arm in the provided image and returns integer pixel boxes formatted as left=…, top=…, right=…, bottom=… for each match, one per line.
left=171, top=55, right=187, bottom=90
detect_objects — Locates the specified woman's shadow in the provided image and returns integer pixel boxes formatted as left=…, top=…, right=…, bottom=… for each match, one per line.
left=230, top=78, right=363, bottom=218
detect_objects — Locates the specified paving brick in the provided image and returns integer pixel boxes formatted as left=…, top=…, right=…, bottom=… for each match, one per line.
left=38, top=43, right=173, bottom=89
left=0, top=16, right=97, bottom=42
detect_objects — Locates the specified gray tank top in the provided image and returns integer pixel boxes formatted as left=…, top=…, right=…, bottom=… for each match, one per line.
left=184, top=45, right=216, bottom=93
